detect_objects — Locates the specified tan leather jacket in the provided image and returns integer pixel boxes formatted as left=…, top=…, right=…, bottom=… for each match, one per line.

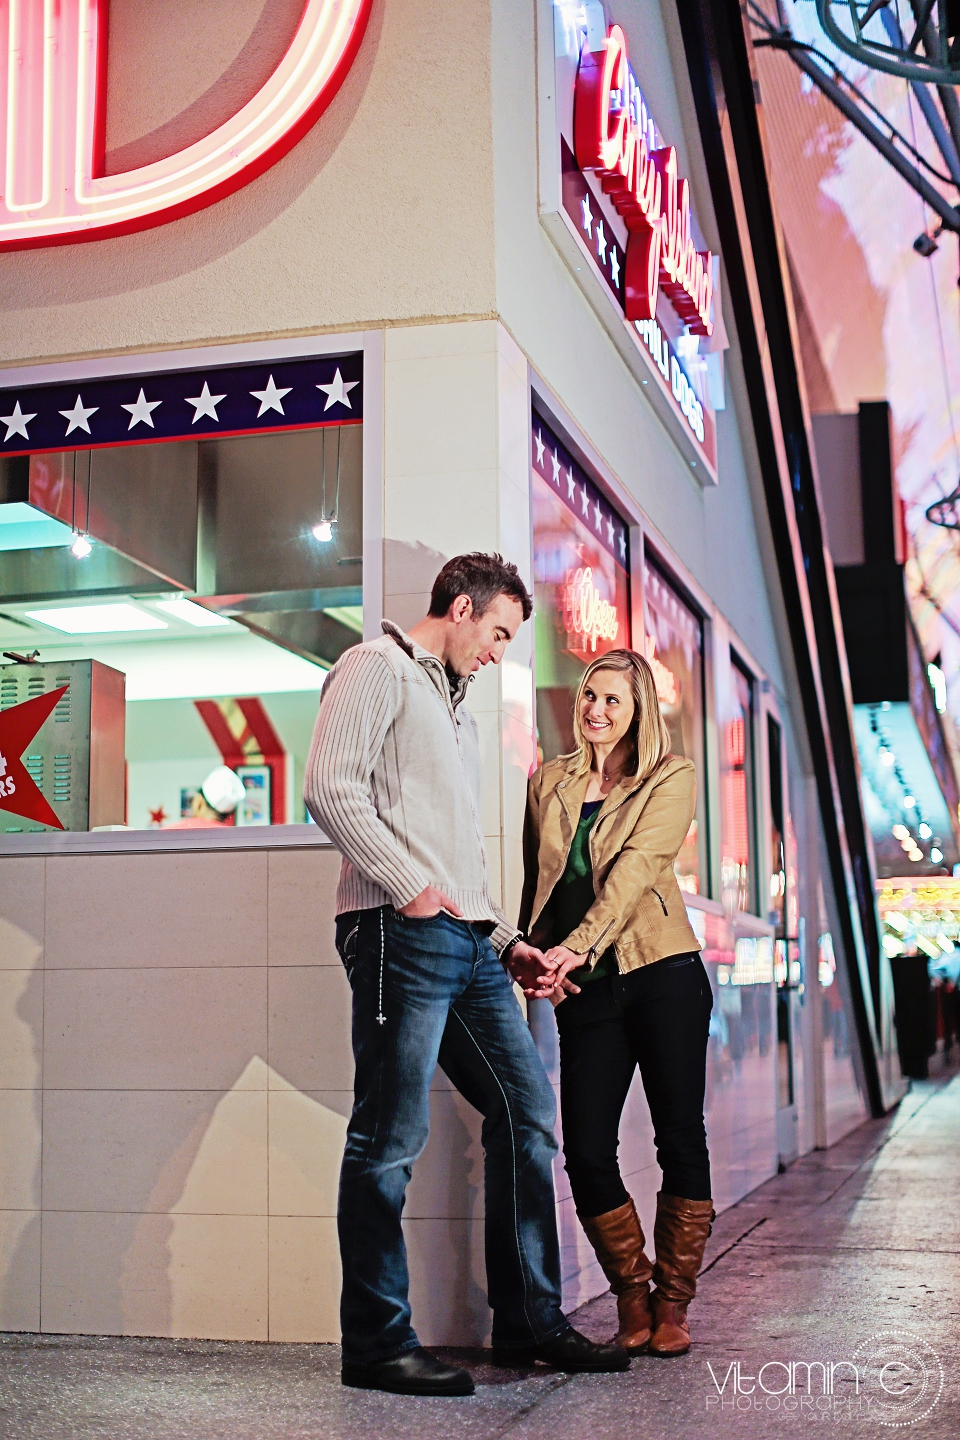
left=518, top=752, right=701, bottom=975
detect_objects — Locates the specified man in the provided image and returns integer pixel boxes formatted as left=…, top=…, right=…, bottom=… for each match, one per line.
left=305, top=552, right=628, bottom=1396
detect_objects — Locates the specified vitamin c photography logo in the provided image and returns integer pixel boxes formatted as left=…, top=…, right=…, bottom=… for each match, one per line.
left=853, top=1330, right=944, bottom=1428
left=704, top=1330, right=943, bottom=1426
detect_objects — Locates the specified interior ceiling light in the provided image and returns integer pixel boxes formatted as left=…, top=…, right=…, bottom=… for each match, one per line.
left=70, top=534, right=92, bottom=558
left=918, top=822, right=933, bottom=840
left=931, top=847, right=945, bottom=863
left=904, top=795, right=917, bottom=808
left=0, top=501, right=75, bottom=551
left=154, top=599, right=230, bottom=628
left=880, top=748, right=895, bottom=765
left=892, top=823, right=909, bottom=840
left=24, top=604, right=168, bottom=634
left=311, top=425, right=341, bottom=545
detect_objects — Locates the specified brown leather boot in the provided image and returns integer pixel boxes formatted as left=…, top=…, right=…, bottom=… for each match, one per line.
left=580, top=1198, right=654, bottom=1352
left=648, top=1193, right=714, bottom=1357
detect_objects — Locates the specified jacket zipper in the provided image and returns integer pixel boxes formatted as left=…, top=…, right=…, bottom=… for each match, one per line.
left=652, top=888, right=669, bottom=916
left=588, top=918, right=615, bottom=960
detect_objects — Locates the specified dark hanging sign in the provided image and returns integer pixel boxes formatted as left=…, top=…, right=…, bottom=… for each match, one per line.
left=531, top=412, right=629, bottom=570
left=0, top=352, right=363, bottom=457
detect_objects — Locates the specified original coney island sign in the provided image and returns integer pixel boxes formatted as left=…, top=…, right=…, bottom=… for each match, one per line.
left=550, top=3, right=723, bottom=480
left=0, top=0, right=371, bottom=248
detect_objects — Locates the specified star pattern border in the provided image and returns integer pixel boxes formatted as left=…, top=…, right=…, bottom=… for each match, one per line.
left=0, top=354, right=363, bottom=456
left=531, top=411, right=628, bottom=569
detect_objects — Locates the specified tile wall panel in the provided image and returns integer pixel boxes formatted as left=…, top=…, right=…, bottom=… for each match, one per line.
left=43, top=967, right=267, bottom=1091
left=44, top=852, right=268, bottom=969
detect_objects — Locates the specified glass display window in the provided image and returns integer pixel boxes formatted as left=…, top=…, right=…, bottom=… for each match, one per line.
left=530, top=414, right=630, bottom=761
left=767, top=714, right=786, bottom=929
left=723, top=653, right=758, bottom=914
left=0, top=353, right=362, bottom=834
left=642, top=555, right=708, bottom=894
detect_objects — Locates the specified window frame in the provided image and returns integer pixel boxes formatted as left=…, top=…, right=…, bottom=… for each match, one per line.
left=0, top=330, right=382, bottom=856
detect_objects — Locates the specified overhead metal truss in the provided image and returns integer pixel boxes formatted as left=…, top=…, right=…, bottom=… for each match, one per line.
left=749, top=3, right=960, bottom=234
left=815, top=1, right=960, bottom=87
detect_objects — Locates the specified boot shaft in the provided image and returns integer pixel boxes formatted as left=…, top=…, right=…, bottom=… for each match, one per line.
left=651, top=1192, right=714, bottom=1303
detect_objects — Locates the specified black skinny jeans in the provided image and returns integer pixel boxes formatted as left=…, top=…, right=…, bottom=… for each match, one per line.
left=556, top=952, right=713, bottom=1216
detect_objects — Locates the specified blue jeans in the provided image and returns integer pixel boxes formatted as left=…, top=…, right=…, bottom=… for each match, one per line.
left=335, top=906, right=568, bottom=1364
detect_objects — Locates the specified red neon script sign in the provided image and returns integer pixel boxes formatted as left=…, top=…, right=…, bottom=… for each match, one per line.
left=563, top=567, right=620, bottom=652
left=0, top=0, right=371, bottom=250
left=574, top=24, right=713, bottom=335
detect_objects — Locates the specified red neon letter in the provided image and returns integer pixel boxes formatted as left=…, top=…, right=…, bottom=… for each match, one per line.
left=574, top=24, right=627, bottom=174
left=573, top=25, right=713, bottom=336
left=0, top=0, right=371, bottom=250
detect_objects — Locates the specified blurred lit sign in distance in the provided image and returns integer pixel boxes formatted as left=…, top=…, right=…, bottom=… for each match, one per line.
left=0, top=0, right=372, bottom=250
left=643, top=634, right=677, bottom=705
left=551, top=4, right=722, bottom=479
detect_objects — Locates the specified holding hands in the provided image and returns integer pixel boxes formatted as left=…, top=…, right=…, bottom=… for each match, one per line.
left=505, top=940, right=588, bottom=999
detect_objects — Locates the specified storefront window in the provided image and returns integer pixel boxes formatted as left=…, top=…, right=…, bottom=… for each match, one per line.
left=767, top=715, right=786, bottom=928
left=0, top=353, right=362, bottom=833
left=642, top=556, right=708, bottom=894
left=723, top=654, right=757, bottom=914
left=531, top=414, right=630, bottom=761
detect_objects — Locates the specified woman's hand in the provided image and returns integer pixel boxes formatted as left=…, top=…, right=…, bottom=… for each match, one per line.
left=543, top=945, right=588, bottom=995
left=505, top=941, right=560, bottom=998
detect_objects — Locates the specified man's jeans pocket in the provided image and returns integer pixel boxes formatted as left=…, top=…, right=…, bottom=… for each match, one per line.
left=335, top=910, right=361, bottom=980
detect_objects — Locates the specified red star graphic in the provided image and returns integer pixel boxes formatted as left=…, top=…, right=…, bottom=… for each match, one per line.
left=149, top=805, right=168, bottom=826
left=0, top=686, right=68, bottom=830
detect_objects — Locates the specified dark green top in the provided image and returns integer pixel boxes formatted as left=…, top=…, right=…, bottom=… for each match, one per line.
left=546, top=798, right=617, bottom=984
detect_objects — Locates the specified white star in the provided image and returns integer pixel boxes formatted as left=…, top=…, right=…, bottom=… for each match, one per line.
left=566, top=467, right=576, bottom=500
left=534, top=429, right=545, bottom=465
left=594, top=500, right=603, bottom=531
left=606, top=517, right=615, bottom=545
left=580, top=193, right=593, bottom=238
left=610, top=247, right=621, bottom=286
left=596, top=220, right=607, bottom=263
left=0, top=400, right=37, bottom=441
left=250, top=374, right=292, bottom=417
left=580, top=486, right=590, bottom=517
left=551, top=451, right=561, bottom=484
left=184, top=381, right=227, bottom=424
left=619, top=530, right=627, bottom=560
left=59, top=394, right=99, bottom=435
left=317, top=368, right=359, bottom=411
left=121, top=388, right=162, bottom=430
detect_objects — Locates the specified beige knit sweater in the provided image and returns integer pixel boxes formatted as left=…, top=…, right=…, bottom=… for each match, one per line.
left=304, top=621, right=518, bottom=954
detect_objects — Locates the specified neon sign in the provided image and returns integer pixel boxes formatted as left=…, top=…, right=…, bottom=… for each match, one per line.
left=644, top=634, right=677, bottom=705
left=564, top=566, right=620, bottom=651
left=574, top=24, right=713, bottom=335
left=0, top=0, right=371, bottom=250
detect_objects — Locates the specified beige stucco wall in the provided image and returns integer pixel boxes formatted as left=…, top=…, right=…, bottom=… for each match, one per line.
left=0, top=845, right=499, bottom=1341
left=1, top=0, right=497, bottom=364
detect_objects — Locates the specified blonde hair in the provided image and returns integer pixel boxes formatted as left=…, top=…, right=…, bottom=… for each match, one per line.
left=570, top=649, right=671, bottom=781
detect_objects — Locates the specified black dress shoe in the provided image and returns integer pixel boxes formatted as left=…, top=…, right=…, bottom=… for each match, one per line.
left=494, top=1326, right=630, bottom=1373
left=341, top=1346, right=475, bottom=1396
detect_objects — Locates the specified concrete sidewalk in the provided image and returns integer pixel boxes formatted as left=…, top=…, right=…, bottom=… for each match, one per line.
left=2, top=1073, right=958, bottom=1440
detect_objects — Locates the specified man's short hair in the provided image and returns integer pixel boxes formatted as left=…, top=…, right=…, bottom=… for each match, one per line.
left=429, top=552, right=533, bottom=622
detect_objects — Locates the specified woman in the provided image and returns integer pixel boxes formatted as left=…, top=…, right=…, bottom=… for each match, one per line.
left=517, top=649, right=714, bottom=1357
